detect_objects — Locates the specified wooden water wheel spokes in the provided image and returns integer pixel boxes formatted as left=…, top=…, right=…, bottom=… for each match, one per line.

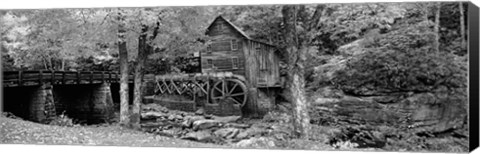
left=210, top=78, right=247, bottom=107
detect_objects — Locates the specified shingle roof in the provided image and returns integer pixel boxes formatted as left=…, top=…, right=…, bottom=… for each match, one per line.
left=206, top=16, right=276, bottom=47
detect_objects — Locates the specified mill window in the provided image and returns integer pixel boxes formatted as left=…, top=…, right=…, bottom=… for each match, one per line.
left=206, top=59, right=213, bottom=68
left=231, top=39, right=238, bottom=50
left=232, top=57, right=239, bottom=69
left=216, top=24, right=224, bottom=31
left=207, top=44, right=212, bottom=54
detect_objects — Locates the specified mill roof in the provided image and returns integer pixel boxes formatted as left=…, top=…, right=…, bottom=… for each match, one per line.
left=206, top=16, right=276, bottom=48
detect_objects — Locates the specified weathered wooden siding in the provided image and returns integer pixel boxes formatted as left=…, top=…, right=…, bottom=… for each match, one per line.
left=252, top=41, right=280, bottom=87
left=243, top=39, right=259, bottom=116
left=202, top=18, right=246, bottom=76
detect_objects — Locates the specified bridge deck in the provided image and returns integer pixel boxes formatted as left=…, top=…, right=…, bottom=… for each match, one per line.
left=2, top=71, right=150, bottom=87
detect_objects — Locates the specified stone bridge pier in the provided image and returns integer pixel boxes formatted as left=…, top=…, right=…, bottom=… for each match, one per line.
left=3, top=83, right=114, bottom=124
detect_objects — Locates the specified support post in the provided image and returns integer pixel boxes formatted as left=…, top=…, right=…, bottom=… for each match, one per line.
left=51, top=70, right=55, bottom=85
left=62, top=71, right=66, bottom=84
left=101, top=71, right=105, bottom=83
left=90, top=71, right=94, bottom=84
left=76, top=71, right=81, bottom=84
left=108, top=72, right=112, bottom=83
left=18, top=71, right=23, bottom=86
left=39, top=70, right=44, bottom=85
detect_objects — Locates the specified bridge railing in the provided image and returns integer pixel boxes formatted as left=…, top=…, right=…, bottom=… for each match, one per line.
left=3, top=70, right=137, bottom=87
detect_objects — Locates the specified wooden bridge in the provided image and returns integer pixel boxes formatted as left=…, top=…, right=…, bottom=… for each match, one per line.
left=2, top=70, right=155, bottom=124
left=3, top=70, right=137, bottom=87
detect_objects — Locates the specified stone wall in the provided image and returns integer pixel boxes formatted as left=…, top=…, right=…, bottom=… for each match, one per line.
left=3, top=85, right=56, bottom=123
left=152, top=98, right=197, bottom=112
left=255, top=88, right=277, bottom=116
left=204, top=100, right=242, bottom=116
left=28, top=85, right=55, bottom=123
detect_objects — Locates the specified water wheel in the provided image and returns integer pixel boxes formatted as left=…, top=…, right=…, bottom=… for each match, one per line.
left=210, top=78, right=247, bottom=107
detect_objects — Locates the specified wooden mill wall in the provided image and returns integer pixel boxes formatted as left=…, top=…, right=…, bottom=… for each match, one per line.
left=249, top=41, right=280, bottom=87
left=202, top=19, right=246, bottom=76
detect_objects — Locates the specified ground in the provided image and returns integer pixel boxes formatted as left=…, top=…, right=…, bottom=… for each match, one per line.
left=0, top=116, right=222, bottom=148
left=0, top=114, right=380, bottom=152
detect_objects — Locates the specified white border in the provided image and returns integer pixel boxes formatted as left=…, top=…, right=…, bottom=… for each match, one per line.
left=0, top=0, right=477, bottom=9
left=1, top=0, right=478, bottom=154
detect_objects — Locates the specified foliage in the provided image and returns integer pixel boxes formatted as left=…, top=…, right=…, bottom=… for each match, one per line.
left=313, top=3, right=407, bottom=54
left=48, top=112, right=75, bottom=127
left=332, top=22, right=467, bottom=96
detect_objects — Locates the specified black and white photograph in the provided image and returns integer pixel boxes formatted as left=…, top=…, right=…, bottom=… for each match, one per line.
left=0, top=0, right=478, bottom=153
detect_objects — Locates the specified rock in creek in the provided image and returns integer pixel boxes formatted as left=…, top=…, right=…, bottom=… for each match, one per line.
left=235, top=137, right=277, bottom=148
left=236, top=126, right=269, bottom=139
left=181, top=130, right=216, bottom=142
left=212, top=115, right=241, bottom=123
left=213, top=128, right=240, bottom=139
left=192, top=119, right=222, bottom=131
left=224, top=123, right=251, bottom=129
left=195, top=107, right=205, bottom=115
left=141, top=111, right=167, bottom=119
left=167, top=114, right=183, bottom=121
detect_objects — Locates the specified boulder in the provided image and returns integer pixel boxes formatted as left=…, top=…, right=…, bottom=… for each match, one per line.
left=314, top=92, right=467, bottom=133
left=401, top=93, right=467, bottom=133
left=270, top=124, right=292, bottom=135
left=235, top=137, right=276, bottom=148
left=329, top=126, right=387, bottom=149
left=192, top=119, right=222, bottom=131
left=141, top=111, right=166, bottom=119
left=181, top=130, right=215, bottom=142
left=236, top=131, right=249, bottom=139
left=214, top=128, right=240, bottom=139
left=236, top=126, right=269, bottom=138
left=181, top=119, right=193, bottom=128
left=195, top=107, right=205, bottom=115
left=212, top=115, right=241, bottom=123
left=158, top=127, right=183, bottom=138
left=167, top=114, right=183, bottom=121
left=225, top=123, right=251, bottom=129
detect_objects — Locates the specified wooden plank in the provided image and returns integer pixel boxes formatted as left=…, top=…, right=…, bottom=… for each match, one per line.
left=3, top=72, right=19, bottom=80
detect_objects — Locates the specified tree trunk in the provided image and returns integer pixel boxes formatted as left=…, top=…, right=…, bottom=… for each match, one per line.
left=42, top=57, right=48, bottom=70
left=282, top=5, right=311, bottom=139
left=132, top=22, right=159, bottom=128
left=48, top=57, right=53, bottom=70
left=459, top=2, right=466, bottom=49
left=131, top=25, right=148, bottom=129
left=117, top=10, right=130, bottom=126
left=61, top=58, right=65, bottom=71
left=434, top=2, right=441, bottom=52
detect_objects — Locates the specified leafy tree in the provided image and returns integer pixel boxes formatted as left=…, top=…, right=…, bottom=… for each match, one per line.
left=332, top=22, right=467, bottom=96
